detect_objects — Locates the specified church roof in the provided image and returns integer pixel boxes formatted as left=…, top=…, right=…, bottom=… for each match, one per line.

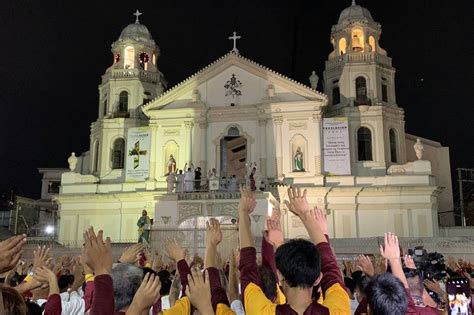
left=119, top=23, right=153, bottom=41
left=142, top=52, right=326, bottom=111
left=338, top=3, right=374, bottom=23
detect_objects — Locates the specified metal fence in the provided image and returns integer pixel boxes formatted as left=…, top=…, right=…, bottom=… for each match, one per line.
left=150, top=225, right=239, bottom=260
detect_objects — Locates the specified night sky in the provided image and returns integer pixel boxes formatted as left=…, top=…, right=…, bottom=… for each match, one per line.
left=0, top=0, right=472, bottom=198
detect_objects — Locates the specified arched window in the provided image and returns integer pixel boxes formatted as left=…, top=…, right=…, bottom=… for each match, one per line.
left=119, top=91, right=128, bottom=112
left=351, top=29, right=364, bottom=52
left=124, top=46, right=135, bottom=69
left=228, top=127, right=240, bottom=137
left=389, top=129, right=398, bottom=163
left=357, top=127, right=373, bottom=161
left=93, top=141, right=100, bottom=172
left=369, top=36, right=376, bottom=52
left=355, top=76, right=370, bottom=106
left=339, top=38, right=347, bottom=55
left=112, top=138, right=125, bottom=169
left=332, top=86, right=340, bottom=105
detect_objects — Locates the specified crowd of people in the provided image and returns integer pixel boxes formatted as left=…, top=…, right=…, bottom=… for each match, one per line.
left=0, top=187, right=473, bottom=314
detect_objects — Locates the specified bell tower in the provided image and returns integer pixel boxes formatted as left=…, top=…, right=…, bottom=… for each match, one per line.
left=324, top=0, right=395, bottom=107
left=89, top=11, right=166, bottom=178
left=323, top=2, right=406, bottom=175
left=98, top=10, right=166, bottom=120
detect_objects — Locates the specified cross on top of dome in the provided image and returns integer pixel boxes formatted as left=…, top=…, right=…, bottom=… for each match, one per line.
left=133, top=9, right=142, bottom=24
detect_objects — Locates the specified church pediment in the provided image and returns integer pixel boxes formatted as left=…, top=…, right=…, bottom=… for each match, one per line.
left=142, top=52, right=327, bottom=114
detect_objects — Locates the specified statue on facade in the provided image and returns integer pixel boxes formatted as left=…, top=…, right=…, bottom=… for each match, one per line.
left=414, top=139, right=424, bottom=160
left=166, top=172, right=176, bottom=193
left=166, top=154, right=177, bottom=175
left=293, top=147, right=305, bottom=172
left=67, top=152, right=78, bottom=172
left=137, top=209, right=151, bottom=244
left=309, top=71, right=319, bottom=90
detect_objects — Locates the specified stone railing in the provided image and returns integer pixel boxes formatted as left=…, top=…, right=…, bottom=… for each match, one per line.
left=102, top=69, right=161, bottom=84
left=325, top=52, right=392, bottom=70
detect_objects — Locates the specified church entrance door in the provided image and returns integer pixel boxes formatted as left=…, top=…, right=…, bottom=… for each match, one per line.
left=220, top=127, right=247, bottom=179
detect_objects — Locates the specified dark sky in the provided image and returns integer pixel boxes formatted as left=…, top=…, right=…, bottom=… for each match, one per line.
left=0, top=0, right=472, bottom=198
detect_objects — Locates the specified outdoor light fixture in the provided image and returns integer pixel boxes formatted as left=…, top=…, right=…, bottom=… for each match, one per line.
left=45, top=225, right=55, bottom=235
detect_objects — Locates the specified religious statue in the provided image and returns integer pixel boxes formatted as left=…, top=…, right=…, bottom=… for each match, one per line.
left=413, top=138, right=424, bottom=160
left=67, top=152, right=77, bottom=172
left=294, top=147, right=305, bottom=172
left=166, top=154, right=177, bottom=175
left=137, top=210, right=151, bottom=244
left=309, top=71, right=319, bottom=90
left=166, top=172, right=176, bottom=193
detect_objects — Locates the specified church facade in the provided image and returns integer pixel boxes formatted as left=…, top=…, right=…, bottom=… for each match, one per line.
left=54, top=4, right=453, bottom=243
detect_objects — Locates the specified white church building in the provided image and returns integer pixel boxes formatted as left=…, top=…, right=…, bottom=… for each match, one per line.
left=54, top=4, right=453, bottom=244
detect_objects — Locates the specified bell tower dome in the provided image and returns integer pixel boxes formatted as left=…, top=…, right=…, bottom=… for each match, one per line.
left=324, top=0, right=394, bottom=108
left=98, top=10, right=166, bottom=120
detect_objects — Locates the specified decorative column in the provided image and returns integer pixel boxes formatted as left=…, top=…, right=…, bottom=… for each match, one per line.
left=184, top=121, right=194, bottom=165
left=258, top=119, right=267, bottom=177
left=313, top=113, right=322, bottom=175
left=198, top=121, right=208, bottom=174
left=148, top=123, right=159, bottom=181
left=273, top=116, right=284, bottom=178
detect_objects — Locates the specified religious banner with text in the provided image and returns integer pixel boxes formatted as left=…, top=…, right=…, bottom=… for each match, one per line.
left=125, top=127, right=151, bottom=182
left=323, top=117, right=351, bottom=175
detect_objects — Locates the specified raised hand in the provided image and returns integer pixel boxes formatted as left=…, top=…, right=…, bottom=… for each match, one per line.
left=151, top=250, right=163, bottom=272
left=284, top=186, right=310, bottom=217
left=265, top=210, right=284, bottom=248
left=379, top=232, right=400, bottom=261
left=119, top=243, right=145, bottom=264
left=83, top=227, right=113, bottom=276
left=205, top=218, right=223, bottom=247
left=127, top=273, right=162, bottom=314
left=33, top=245, right=51, bottom=272
left=0, top=234, right=27, bottom=273
left=404, top=255, right=416, bottom=270
left=165, top=239, right=186, bottom=262
left=238, top=186, right=257, bottom=214
left=185, top=269, right=214, bottom=315
left=357, top=255, right=375, bottom=277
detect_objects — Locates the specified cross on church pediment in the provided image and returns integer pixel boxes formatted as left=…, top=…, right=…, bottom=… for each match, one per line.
left=228, top=31, right=241, bottom=54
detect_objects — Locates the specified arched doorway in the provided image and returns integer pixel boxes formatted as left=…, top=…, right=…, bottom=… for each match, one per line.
left=220, top=127, right=247, bottom=178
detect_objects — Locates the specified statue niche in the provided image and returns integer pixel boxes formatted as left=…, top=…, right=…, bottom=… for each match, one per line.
left=164, top=141, right=179, bottom=175
left=291, top=135, right=307, bottom=172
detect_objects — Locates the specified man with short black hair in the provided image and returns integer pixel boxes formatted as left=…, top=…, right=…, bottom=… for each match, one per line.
left=238, top=186, right=350, bottom=314
left=366, top=272, right=408, bottom=315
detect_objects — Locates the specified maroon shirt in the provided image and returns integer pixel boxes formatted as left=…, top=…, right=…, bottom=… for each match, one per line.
left=44, top=294, right=61, bottom=315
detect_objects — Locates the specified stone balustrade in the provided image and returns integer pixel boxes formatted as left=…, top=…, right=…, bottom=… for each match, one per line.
left=325, top=52, right=392, bottom=70
left=102, top=69, right=161, bottom=84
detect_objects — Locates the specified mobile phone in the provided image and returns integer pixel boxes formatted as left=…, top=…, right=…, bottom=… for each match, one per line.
left=446, top=278, right=472, bottom=315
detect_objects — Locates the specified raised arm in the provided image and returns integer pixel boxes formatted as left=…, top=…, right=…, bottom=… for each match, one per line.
left=83, top=227, right=115, bottom=315
left=238, top=186, right=256, bottom=249
left=284, top=187, right=326, bottom=245
left=380, top=233, right=408, bottom=288
left=165, top=238, right=190, bottom=297
left=204, top=218, right=231, bottom=311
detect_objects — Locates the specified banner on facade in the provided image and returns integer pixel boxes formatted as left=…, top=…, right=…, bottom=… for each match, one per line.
left=125, top=127, right=151, bottom=182
left=323, top=117, right=351, bottom=175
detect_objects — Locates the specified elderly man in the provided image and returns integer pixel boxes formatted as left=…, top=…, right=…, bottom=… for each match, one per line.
left=111, top=263, right=144, bottom=314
